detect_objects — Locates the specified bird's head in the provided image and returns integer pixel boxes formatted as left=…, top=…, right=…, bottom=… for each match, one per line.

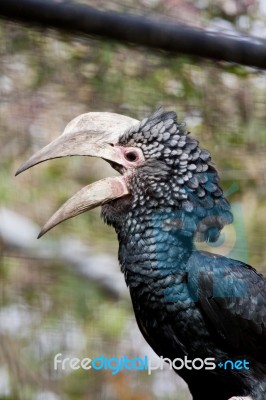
left=16, top=107, right=232, bottom=242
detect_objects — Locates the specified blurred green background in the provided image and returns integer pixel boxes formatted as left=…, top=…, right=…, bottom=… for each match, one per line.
left=0, top=1, right=266, bottom=399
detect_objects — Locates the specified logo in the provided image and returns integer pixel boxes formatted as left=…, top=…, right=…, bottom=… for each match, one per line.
left=151, top=179, right=249, bottom=302
left=53, top=354, right=250, bottom=375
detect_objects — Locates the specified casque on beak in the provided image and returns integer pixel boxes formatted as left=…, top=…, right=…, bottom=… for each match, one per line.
left=16, top=112, right=139, bottom=237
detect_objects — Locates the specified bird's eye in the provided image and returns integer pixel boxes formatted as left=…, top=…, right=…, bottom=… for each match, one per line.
left=125, top=150, right=138, bottom=162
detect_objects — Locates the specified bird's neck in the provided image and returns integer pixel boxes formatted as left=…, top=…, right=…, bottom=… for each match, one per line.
left=116, top=211, right=195, bottom=286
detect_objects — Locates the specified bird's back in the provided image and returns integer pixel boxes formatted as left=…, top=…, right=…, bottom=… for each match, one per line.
left=127, top=248, right=266, bottom=400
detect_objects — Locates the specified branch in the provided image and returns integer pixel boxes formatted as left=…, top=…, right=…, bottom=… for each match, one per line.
left=0, top=0, right=266, bottom=69
left=0, top=207, right=125, bottom=299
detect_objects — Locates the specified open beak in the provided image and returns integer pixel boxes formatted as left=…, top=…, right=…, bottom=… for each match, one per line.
left=16, top=112, right=139, bottom=237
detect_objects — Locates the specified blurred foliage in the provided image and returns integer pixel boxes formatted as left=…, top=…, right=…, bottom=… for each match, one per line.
left=0, top=0, right=266, bottom=399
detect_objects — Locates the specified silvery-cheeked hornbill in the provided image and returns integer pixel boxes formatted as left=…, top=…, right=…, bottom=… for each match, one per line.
left=16, top=108, right=266, bottom=400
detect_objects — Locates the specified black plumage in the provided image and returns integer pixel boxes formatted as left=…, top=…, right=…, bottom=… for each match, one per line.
left=18, top=107, right=266, bottom=400
left=102, top=108, right=266, bottom=400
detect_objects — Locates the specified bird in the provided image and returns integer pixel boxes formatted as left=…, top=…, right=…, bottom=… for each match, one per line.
left=16, top=107, right=266, bottom=400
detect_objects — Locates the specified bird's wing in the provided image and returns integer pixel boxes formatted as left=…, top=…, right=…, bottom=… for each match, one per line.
left=187, top=251, right=266, bottom=362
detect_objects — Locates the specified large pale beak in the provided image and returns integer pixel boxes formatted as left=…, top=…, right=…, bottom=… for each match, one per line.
left=16, top=112, right=138, bottom=175
left=16, top=112, right=139, bottom=237
left=37, top=176, right=128, bottom=238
